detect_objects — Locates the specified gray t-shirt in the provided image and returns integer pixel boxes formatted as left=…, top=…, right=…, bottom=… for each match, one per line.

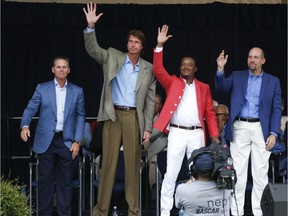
left=175, top=180, right=231, bottom=216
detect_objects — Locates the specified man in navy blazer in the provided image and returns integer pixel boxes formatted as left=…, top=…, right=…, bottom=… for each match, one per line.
left=215, top=48, right=282, bottom=216
left=20, top=56, right=85, bottom=216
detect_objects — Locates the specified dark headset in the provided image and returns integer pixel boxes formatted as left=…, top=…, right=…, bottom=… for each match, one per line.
left=188, top=149, right=214, bottom=178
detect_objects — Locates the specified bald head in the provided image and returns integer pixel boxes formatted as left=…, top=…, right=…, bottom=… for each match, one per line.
left=247, top=47, right=266, bottom=75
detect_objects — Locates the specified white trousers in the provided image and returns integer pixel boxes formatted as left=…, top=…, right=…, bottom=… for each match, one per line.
left=230, top=120, right=270, bottom=216
left=160, top=127, right=204, bottom=216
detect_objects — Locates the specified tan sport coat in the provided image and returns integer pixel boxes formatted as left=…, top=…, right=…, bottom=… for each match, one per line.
left=84, top=31, right=156, bottom=142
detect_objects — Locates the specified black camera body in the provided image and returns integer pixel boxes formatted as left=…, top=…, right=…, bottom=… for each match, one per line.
left=188, top=142, right=237, bottom=190
left=216, top=166, right=236, bottom=189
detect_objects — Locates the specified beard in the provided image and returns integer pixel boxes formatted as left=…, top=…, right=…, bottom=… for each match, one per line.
left=248, top=63, right=257, bottom=71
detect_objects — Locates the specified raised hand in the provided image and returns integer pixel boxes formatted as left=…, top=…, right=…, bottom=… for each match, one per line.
left=216, top=50, right=228, bottom=72
left=83, top=2, right=103, bottom=29
left=157, top=24, right=173, bottom=47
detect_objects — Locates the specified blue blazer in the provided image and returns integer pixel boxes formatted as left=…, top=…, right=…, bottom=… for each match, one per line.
left=20, top=80, right=86, bottom=153
left=215, top=70, right=282, bottom=142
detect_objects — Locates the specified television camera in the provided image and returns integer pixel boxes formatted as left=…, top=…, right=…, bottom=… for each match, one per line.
left=188, top=142, right=237, bottom=190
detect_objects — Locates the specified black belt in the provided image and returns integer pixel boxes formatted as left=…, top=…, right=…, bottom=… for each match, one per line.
left=114, top=105, right=136, bottom=111
left=271, top=152, right=285, bottom=156
left=237, top=117, right=260, bottom=122
left=54, top=131, right=63, bottom=137
left=170, top=123, right=202, bottom=130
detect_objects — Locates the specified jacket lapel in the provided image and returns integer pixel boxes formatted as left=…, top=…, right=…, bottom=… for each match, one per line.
left=136, top=59, right=147, bottom=92
left=241, top=70, right=249, bottom=98
left=48, top=81, right=57, bottom=118
left=194, top=79, right=203, bottom=119
left=64, top=83, right=73, bottom=122
left=109, top=53, right=127, bottom=82
left=259, top=72, right=269, bottom=103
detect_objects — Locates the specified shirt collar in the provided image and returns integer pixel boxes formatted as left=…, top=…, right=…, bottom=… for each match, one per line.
left=182, top=77, right=195, bottom=86
left=54, top=78, right=68, bottom=88
left=125, top=56, right=140, bottom=66
left=249, top=70, right=263, bottom=77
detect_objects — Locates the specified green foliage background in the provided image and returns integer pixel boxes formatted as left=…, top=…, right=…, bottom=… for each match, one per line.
left=0, top=178, right=30, bottom=216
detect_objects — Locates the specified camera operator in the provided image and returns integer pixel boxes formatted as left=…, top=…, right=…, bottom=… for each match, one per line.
left=175, top=153, right=231, bottom=216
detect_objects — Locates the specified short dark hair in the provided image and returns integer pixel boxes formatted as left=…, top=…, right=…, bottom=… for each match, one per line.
left=180, top=51, right=197, bottom=66
left=52, top=56, right=70, bottom=67
left=127, top=29, right=146, bottom=56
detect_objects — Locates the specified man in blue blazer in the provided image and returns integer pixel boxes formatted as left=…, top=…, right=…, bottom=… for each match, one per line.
left=20, top=56, right=85, bottom=216
left=215, top=48, right=282, bottom=216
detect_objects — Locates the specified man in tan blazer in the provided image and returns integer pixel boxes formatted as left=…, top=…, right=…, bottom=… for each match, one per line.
left=83, top=3, right=156, bottom=216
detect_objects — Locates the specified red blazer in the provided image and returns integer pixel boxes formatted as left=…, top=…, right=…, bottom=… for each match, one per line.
left=153, top=50, right=219, bottom=142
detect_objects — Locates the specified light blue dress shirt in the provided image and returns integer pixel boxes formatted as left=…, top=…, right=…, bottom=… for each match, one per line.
left=112, top=56, right=139, bottom=107
left=239, top=71, right=263, bottom=118
left=85, top=27, right=139, bottom=107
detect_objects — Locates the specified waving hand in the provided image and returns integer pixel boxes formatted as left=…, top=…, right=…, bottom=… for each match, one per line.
left=157, top=24, right=173, bottom=47
left=83, top=2, right=103, bottom=29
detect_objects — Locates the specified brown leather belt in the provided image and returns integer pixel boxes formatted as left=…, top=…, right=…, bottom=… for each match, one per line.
left=114, top=105, right=136, bottom=111
left=170, top=123, right=202, bottom=130
left=237, top=117, right=260, bottom=122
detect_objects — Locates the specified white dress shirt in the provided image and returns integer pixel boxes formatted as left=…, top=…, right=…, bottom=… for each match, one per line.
left=55, top=79, right=67, bottom=131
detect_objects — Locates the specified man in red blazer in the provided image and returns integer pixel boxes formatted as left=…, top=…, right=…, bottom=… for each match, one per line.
left=153, top=25, right=220, bottom=216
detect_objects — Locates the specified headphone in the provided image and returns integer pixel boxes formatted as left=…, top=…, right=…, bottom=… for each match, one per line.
left=188, top=149, right=214, bottom=178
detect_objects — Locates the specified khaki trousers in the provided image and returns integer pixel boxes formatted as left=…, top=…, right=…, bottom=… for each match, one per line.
left=93, top=109, right=141, bottom=216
